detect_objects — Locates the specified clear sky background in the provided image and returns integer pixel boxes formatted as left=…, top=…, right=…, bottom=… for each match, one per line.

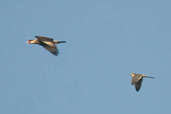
left=0, top=0, right=171, bottom=114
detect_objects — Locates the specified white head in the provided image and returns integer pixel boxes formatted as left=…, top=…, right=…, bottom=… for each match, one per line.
left=26, top=40, right=38, bottom=44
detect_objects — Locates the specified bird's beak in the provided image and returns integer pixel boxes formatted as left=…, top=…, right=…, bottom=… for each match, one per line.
left=26, top=40, right=31, bottom=44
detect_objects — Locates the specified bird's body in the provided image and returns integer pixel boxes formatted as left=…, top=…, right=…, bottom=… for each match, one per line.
left=27, top=36, right=66, bottom=56
left=130, top=73, right=154, bottom=91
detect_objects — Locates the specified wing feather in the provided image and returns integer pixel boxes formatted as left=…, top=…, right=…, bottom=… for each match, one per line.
left=38, top=40, right=58, bottom=56
left=135, top=78, right=143, bottom=91
left=43, top=46, right=59, bottom=56
left=35, top=36, right=54, bottom=41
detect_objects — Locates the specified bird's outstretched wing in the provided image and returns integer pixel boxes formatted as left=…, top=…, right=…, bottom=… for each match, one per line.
left=35, top=36, right=54, bottom=42
left=135, top=78, right=143, bottom=91
left=43, top=46, right=59, bottom=56
left=39, top=41, right=58, bottom=56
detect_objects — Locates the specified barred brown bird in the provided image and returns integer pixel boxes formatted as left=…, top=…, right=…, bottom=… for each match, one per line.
left=130, top=73, right=154, bottom=92
left=27, top=36, right=66, bottom=56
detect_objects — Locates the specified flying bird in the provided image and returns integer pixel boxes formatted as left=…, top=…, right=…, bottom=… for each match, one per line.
left=27, top=36, right=66, bottom=56
left=130, top=73, right=154, bottom=92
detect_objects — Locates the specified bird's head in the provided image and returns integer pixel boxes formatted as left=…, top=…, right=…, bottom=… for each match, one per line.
left=26, top=40, right=32, bottom=44
left=130, top=73, right=135, bottom=77
left=26, top=40, right=38, bottom=44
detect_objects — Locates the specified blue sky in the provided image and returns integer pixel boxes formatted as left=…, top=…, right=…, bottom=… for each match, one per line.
left=0, top=0, right=171, bottom=114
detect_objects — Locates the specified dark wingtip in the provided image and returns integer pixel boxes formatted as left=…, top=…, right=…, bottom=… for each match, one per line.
left=52, top=52, right=59, bottom=56
left=135, top=88, right=140, bottom=92
left=51, top=51, right=59, bottom=56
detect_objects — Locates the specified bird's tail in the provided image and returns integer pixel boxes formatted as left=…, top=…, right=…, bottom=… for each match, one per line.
left=143, top=75, right=155, bottom=78
left=54, top=40, right=66, bottom=44
left=59, top=41, right=66, bottom=43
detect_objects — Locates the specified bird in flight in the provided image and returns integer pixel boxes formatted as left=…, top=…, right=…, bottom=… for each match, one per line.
left=27, top=36, right=66, bottom=56
left=130, top=73, right=154, bottom=92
